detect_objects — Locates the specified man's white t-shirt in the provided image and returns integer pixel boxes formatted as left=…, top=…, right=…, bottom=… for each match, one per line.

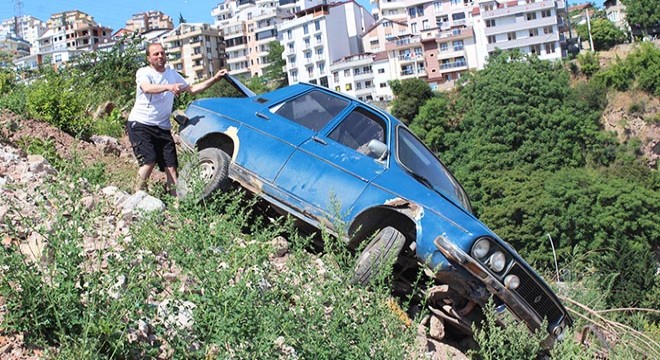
left=128, top=66, right=189, bottom=130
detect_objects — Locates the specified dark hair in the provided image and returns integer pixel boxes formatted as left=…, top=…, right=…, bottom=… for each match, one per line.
left=146, top=43, right=163, bottom=56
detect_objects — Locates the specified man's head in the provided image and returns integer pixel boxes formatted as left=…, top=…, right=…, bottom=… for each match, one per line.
left=146, top=43, right=167, bottom=72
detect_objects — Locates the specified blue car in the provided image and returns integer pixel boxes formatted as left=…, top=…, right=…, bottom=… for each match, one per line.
left=175, top=75, right=571, bottom=341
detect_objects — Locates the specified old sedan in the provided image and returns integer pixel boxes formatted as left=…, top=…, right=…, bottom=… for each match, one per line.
left=175, top=76, right=571, bottom=341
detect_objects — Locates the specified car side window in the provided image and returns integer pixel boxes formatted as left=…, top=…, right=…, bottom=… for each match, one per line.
left=328, top=107, right=386, bottom=158
left=270, top=90, right=349, bottom=131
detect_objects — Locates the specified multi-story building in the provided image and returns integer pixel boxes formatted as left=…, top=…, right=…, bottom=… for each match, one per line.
left=603, top=0, right=628, bottom=31
left=125, top=10, right=174, bottom=34
left=161, top=23, right=226, bottom=82
left=279, top=2, right=376, bottom=86
left=330, top=53, right=376, bottom=101
left=0, top=15, right=47, bottom=53
left=37, top=10, right=112, bottom=54
left=371, top=0, right=408, bottom=21
left=362, top=17, right=409, bottom=53
left=0, top=34, right=31, bottom=59
left=212, top=0, right=289, bottom=77
left=476, top=0, right=567, bottom=61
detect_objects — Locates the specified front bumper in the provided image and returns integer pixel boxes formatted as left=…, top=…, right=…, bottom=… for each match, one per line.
left=434, top=235, right=570, bottom=340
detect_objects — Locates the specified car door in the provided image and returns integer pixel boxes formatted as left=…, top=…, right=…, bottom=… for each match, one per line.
left=274, top=104, right=389, bottom=223
left=235, top=89, right=349, bottom=182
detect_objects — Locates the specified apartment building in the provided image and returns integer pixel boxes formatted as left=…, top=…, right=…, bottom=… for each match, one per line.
left=371, top=0, right=408, bottom=21
left=362, top=18, right=409, bottom=53
left=212, top=0, right=291, bottom=77
left=278, top=2, right=376, bottom=86
left=161, top=23, right=226, bottom=83
left=37, top=10, right=112, bottom=54
left=0, top=15, right=47, bottom=53
left=125, top=10, right=174, bottom=34
left=0, top=34, right=31, bottom=59
left=330, top=53, right=376, bottom=101
left=476, top=0, right=567, bottom=61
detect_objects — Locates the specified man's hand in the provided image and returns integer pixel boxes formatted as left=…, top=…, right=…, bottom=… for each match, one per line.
left=212, top=69, right=228, bottom=82
left=169, top=83, right=186, bottom=96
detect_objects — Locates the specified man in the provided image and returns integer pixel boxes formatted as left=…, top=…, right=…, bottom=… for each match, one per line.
left=127, top=43, right=227, bottom=196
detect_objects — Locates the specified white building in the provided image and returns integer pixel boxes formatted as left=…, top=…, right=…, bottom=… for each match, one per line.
left=278, top=2, right=376, bottom=86
left=0, top=15, right=47, bottom=54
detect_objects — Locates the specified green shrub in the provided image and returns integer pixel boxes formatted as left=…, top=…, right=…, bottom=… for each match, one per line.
left=26, top=70, right=93, bottom=137
left=594, top=58, right=633, bottom=91
left=0, top=84, right=28, bottom=115
left=577, top=52, right=600, bottom=77
left=93, top=108, right=126, bottom=138
left=470, top=300, right=547, bottom=360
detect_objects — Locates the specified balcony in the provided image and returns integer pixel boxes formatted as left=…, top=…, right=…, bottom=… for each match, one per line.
left=439, top=59, right=467, bottom=71
left=437, top=26, right=473, bottom=41
left=486, top=32, right=559, bottom=52
left=482, top=0, right=556, bottom=19
left=484, top=16, right=558, bottom=36
left=397, top=53, right=423, bottom=63
left=437, top=48, right=466, bottom=61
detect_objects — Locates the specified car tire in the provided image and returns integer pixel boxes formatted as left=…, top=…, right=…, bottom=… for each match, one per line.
left=352, top=226, right=406, bottom=285
left=177, top=147, right=231, bottom=200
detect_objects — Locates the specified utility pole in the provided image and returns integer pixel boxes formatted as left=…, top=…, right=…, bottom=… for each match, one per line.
left=585, top=8, right=594, bottom=52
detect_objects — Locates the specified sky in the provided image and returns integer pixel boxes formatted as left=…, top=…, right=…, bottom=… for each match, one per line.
left=0, top=0, right=374, bottom=31
left=0, top=1, right=607, bottom=32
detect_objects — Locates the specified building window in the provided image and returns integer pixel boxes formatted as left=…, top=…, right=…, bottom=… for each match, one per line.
left=383, top=21, right=392, bottom=28
left=303, top=24, right=308, bottom=34
left=440, top=42, right=448, bottom=52
left=530, top=44, right=541, bottom=55
left=526, top=12, right=537, bottom=21
left=380, top=82, right=387, bottom=88
left=335, top=86, right=341, bottom=91
left=529, top=28, right=538, bottom=37
left=378, top=68, right=385, bottom=74
left=333, top=72, right=339, bottom=82
left=541, top=10, right=552, bottom=18
left=487, top=35, right=496, bottom=44
left=485, top=19, right=496, bottom=28
left=315, top=20, right=320, bottom=31
left=507, top=32, right=516, bottom=41
left=411, top=23, right=417, bottom=33
left=452, top=40, right=464, bottom=51
left=422, top=20, right=429, bottom=30
left=545, top=43, right=555, bottom=54
left=307, top=66, right=314, bottom=77
left=543, top=26, right=553, bottom=34
left=345, top=83, right=352, bottom=91
left=344, top=69, right=350, bottom=76
left=287, top=29, right=292, bottom=39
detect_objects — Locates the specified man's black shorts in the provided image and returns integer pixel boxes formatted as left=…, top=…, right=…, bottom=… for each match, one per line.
left=127, top=121, right=177, bottom=171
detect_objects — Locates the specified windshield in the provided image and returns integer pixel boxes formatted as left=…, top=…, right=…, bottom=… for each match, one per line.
left=396, top=127, right=472, bottom=212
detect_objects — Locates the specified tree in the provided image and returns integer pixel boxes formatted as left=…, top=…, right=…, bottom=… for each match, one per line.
left=409, top=95, right=453, bottom=153
left=389, top=78, right=434, bottom=124
left=622, top=0, right=660, bottom=34
left=262, top=41, right=287, bottom=89
left=577, top=18, right=627, bottom=51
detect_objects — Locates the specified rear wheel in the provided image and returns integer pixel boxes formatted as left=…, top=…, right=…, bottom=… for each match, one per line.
left=177, top=148, right=231, bottom=200
left=352, top=226, right=406, bottom=285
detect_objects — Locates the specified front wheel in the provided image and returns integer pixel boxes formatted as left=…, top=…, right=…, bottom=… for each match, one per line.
left=177, top=147, right=231, bottom=200
left=352, top=226, right=406, bottom=285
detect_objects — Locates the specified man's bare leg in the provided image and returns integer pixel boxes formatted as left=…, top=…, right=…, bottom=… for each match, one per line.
left=164, top=166, right=178, bottom=197
left=136, top=163, right=156, bottom=192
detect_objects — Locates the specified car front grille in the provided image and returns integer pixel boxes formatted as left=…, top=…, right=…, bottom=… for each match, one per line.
left=507, top=263, right=564, bottom=325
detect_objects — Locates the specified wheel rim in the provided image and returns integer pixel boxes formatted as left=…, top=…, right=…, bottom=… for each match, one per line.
left=199, top=159, right=216, bottom=181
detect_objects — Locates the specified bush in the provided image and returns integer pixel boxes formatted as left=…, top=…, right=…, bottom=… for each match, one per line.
left=26, top=69, right=93, bottom=137
left=577, top=52, right=600, bottom=77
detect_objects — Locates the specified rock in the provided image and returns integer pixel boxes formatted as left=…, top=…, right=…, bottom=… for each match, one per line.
left=270, top=236, right=289, bottom=258
left=157, top=299, right=196, bottom=330
left=118, top=191, right=166, bottom=216
left=90, top=135, right=121, bottom=156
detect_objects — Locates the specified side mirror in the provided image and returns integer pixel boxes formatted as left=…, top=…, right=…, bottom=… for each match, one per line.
left=367, top=139, right=388, bottom=161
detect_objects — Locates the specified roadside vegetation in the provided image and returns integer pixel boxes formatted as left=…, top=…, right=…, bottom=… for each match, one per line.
left=0, top=33, right=658, bottom=358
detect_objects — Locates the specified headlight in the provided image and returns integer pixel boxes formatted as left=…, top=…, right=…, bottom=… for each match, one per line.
left=472, top=238, right=490, bottom=259
left=504, top=275, right=520, bottom=289
left=489, top=251, right=506, bottom=272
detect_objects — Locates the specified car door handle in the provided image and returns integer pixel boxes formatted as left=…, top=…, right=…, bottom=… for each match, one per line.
left=255, top=111, right=269, bottom=120
left=312, top=136, right=327, bottom=145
